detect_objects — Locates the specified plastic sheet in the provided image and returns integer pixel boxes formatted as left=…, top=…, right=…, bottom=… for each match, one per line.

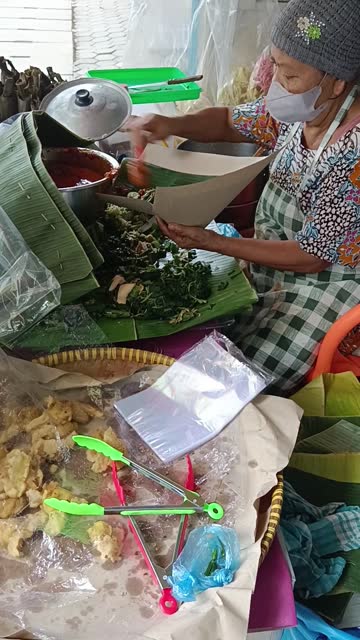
left=123, top=0, right=280, bottom=107
left=168, top=525, right=241, bottom=602
left=283, top=603, right=360, bottom=640
left=0, top=350, right=243, bottom=639
left=0, top=350, right=101, bottom=635
left=15, top=304, right=108, bottom=355
left=249, top=45, right=274, bottom=95
left=0, top=206, right=61, bottom=346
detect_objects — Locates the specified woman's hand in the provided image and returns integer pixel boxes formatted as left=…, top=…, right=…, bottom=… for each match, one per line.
left=156, top=217, right=221, bottom=252
left=125, top=114, right=174, bottom=155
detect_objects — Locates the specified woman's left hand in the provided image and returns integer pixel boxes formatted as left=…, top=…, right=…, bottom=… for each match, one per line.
left=156, top=217, right=220, bottom=251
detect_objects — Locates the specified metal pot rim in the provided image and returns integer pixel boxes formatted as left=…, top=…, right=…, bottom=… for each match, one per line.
left=44, top=146, right=120, bottom=192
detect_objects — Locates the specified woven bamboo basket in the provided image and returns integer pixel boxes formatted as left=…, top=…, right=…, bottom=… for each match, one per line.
left=34, top=346, right=283, bottom=563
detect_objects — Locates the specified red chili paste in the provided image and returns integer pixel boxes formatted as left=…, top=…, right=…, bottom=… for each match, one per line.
left=49, top=164, right=104, bottom=188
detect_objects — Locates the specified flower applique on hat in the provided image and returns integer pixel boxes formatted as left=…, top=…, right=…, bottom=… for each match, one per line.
left=296, top=12, right=324, bottom=45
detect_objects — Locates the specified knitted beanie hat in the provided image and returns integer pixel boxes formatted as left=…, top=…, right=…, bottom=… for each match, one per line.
left=271, top=0, right=360, bottom=82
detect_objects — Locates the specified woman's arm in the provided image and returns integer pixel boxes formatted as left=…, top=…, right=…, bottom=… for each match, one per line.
left=164, top=108, right=247, bottom=143
left=127, top=107, right=247, bottom=147
left=127, top=98, right=279, bottom=150
left=157, top=220, right=330, bottom=274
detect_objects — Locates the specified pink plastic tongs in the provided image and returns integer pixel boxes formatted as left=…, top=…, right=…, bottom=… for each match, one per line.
left=111, top=456, right=195, bottom=615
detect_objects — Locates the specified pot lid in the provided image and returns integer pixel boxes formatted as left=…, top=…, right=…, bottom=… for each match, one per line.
left=40, top=78, right=132, bottom=141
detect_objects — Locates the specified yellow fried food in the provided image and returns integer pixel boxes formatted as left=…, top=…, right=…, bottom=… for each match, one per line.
left=1, top=449, right=31, bottom=498
left=87, top=521, right=123, bottom=563
left=71, top=401, right=103, bottom=425
left=0, top=448, right=42, bottom=514
left=86, top=427, right=126, bottom=474
left=26, top=489, right=43, bottom=509
left=43, top=510, right=66, bottom=537
left=45, top=397, right=73, bottom=425
left=26, top=461, right=43, bottom=492
left=32, top=438, right=58, bottom=461
left=0, top=395, right=123, bottom=557
left=31, top=421, right=76, bottom=444
left=17, top=406, right=42, bottom=427
left=41, top=481, right=84, bottom=536
left=24, top=413, right=48, bottom=433
left=24, top=396, right=102, bottom=439
left=32, top=430, right=77, bottom=462
left=0, top=497, right=26, bottom=519
left=0, top=520, right=29, bottom=557
left=0, top=512, right=47, bottom=557
left=0, top=423, right=20, bottom=445
left=42, top=481, right=84, bottom=511
left=24, top=397, right=72, bottom=433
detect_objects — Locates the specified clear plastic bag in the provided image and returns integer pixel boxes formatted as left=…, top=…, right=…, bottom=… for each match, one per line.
left=0, top=349, right=244, bottom=639
left=168, top=525, right=241, bottom=602
left=123, top=0, right=280, bottom=107
left=114, top=331, right=274, bottom=463
left=0, top=206, right=61, bottom=345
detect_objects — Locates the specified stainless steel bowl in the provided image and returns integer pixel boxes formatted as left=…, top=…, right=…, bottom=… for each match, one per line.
left=177, top=140, right=261, bottom=157
left=43, top=147, right=120, bottom=222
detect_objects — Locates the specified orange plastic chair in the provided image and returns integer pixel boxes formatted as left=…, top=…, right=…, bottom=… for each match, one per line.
left=309, top=304, right=360, bottom=380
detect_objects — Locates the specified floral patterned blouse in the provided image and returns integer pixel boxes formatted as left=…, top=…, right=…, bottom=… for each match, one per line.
left=232, top=98, right=360, bottom=268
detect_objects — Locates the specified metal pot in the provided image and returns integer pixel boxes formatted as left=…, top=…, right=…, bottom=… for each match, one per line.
left=177, top=140, right=269, bottom=233
left=43, top=147, right=119, bottom=222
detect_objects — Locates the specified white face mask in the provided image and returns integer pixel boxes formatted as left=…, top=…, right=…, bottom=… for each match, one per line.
left=266, top=79, right=328, bottom=123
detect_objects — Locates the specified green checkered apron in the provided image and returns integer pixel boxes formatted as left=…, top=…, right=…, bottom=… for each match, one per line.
left=234, top=86, right=360, bottom=395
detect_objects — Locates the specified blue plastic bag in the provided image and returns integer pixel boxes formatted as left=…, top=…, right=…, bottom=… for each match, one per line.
left=216, top=223, right=241, bottom=238
left=168, top=525, right=241, bottom=602
left=282, top=604, right=360, bottom=640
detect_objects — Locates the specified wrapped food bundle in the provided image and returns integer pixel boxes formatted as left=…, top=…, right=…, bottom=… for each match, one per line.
left=0, top=56, right=65, bottom=123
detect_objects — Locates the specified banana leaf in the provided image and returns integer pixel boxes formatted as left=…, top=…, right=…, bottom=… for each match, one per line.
left=116, top=158, right=213, bottom=188
left=286, top=374, right=360, bottom=621
left=0, top=112, right=101, bottom=302
left=24, top=113, right=102, bottom=271
left=292, top=372, right=360, bottom=417
left=13, top=149, right=257, bottom=349
left=16, top=254, right=256, bottom=350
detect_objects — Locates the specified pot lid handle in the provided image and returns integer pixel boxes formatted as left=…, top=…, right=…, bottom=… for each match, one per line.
left=75, top=89, right=94, bottom=107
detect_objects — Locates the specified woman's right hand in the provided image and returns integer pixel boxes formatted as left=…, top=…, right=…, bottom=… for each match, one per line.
left=124, top=115, right=174, bottom=187
left=126, top=114, right=174, bottom=156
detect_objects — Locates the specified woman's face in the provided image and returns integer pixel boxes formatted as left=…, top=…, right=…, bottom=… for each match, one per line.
left=270, top=47, right=345, bottom=105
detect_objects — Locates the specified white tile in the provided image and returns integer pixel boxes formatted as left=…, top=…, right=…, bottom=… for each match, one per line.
left=1, top=18, right=71, bottom=31
left=0, top=0, right=71, bottom=7
left=1, top=43, right=73, bottom=76
left=0, top=29, right=73, bottom=44
left=0, top=7, right=71, bottom=20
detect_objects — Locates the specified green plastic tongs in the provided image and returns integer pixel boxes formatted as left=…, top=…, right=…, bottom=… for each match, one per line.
left=44, top=435, right=224, bottom=521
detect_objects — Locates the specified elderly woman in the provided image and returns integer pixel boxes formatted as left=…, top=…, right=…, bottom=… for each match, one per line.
left=130, top=0, right=360, bottom=394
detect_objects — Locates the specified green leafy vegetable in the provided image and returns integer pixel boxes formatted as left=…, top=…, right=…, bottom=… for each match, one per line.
left=89, top=198, right=212, bottom=325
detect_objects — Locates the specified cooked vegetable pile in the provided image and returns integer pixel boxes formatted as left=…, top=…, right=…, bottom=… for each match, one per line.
left=86, top=192, right=212, bottom=325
